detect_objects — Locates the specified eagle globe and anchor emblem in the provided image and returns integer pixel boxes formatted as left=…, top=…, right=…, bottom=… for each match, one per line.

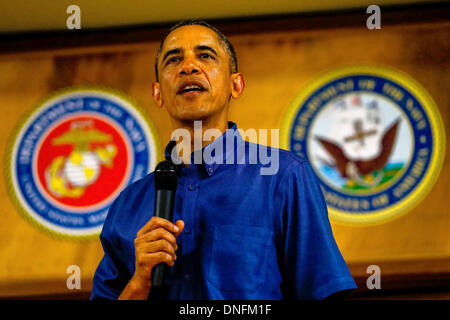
left=282, top=66, right=445, bottom=224
left=45, top=122, right=118, bottom=199
left=8, top=88, right=159, bottom=239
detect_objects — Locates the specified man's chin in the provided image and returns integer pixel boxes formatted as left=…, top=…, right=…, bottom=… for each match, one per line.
left=171, top=108, right=212, bottom=122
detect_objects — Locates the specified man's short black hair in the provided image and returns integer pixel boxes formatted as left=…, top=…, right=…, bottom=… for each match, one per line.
left=154, top=20, right=238, bottom=81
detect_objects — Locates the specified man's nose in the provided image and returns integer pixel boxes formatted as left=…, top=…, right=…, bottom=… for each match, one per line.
left=179, top=58, right=199, bottom=76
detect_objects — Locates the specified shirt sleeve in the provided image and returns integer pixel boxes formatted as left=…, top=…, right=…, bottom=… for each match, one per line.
left=90, top=191, right=129, bottom=300
left=274, top=159, right=357, bottom=300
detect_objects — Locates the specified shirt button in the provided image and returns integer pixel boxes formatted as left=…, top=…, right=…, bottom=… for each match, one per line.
left=184, top=273, right=191, bottom=280
left=185, top=228, right=192, bottom=234
left=188, top=184, right=196, bottom=191
left=207, top=167, right=213, bottom=174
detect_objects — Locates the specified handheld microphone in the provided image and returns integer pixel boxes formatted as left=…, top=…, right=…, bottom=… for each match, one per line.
left=151, top=159, right=180, bottom=291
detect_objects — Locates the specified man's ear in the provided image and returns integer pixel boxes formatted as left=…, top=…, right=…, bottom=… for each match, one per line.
left=152, top=82, right=164, bottom=108
left=230, top=73, right=245, bottom=99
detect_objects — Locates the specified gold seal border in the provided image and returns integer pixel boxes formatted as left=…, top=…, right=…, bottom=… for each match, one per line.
left=5, top=86, right=161, bottom=241
left=280, top=65, right=446, bottom=226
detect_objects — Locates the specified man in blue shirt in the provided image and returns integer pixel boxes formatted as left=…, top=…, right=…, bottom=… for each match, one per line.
left=91, top=20, right=356, bottom=300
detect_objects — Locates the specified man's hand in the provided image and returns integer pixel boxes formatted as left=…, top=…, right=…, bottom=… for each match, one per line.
left=118, top=217, right=184, bottom=300
left=133, top=217, right=184, bottom=285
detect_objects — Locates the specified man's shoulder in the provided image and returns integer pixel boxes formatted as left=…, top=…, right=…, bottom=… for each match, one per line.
left=277, top=147, right=308, bottom=166
left=245, top=140, right=309, bottom=172
left=125, top=171, right=155, bottom=191
left=113, top=172, right=155, bottom=205
left=103, top=172, right=155, bottom=229
left=275, top=148, right=311, bottom=183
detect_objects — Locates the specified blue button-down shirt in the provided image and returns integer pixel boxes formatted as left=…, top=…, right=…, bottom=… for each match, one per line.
left=91, top=122, right=356, bottom=300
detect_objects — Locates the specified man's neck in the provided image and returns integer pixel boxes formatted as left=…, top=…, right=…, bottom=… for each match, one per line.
left=170, top=112, right=229, bottom=166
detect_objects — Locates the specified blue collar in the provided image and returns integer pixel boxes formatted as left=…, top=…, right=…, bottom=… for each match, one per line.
left=164, top=121, right=243, bottom=176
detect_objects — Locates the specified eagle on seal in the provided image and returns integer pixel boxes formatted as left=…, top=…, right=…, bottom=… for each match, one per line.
left=315, top=118, right=401, bottom=179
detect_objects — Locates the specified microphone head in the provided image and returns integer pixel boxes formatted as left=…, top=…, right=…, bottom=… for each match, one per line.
left=154, top=160, right=179, bottom=191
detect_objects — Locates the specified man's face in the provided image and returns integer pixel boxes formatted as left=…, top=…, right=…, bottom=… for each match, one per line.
left=153, top=25, right=243, bottom=121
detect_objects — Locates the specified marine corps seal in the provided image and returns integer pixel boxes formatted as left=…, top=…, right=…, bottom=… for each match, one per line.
left=7, top=88, right=159, bottom=238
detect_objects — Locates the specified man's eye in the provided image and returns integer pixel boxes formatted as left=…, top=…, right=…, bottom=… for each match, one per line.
left=200, top=53, right=212, bottom=59
left=166, top=57, right=181, bottom=65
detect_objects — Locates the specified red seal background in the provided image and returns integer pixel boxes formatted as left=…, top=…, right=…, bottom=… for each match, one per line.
left=34, top=115, right=130, bottom=208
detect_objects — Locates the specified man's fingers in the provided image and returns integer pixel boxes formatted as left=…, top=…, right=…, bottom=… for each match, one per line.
left=139, top=252, right=175, bottom=267
left=137, top=216, right=180, bottom=237
left=154, top=252, right=175, bottom=267
left=139, top=239, right=177, bottom=259
left=136, top=227, right=178, bottom=249
left=174, top=220, right=185, bottom=237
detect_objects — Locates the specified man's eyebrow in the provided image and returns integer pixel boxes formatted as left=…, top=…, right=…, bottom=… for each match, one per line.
left=162, top=48, right=182, bottom=63
left=196, top=45, right=218, bottom=56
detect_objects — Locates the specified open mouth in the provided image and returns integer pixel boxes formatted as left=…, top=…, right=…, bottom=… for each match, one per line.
left=177, top=81, right=207, bottom=95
